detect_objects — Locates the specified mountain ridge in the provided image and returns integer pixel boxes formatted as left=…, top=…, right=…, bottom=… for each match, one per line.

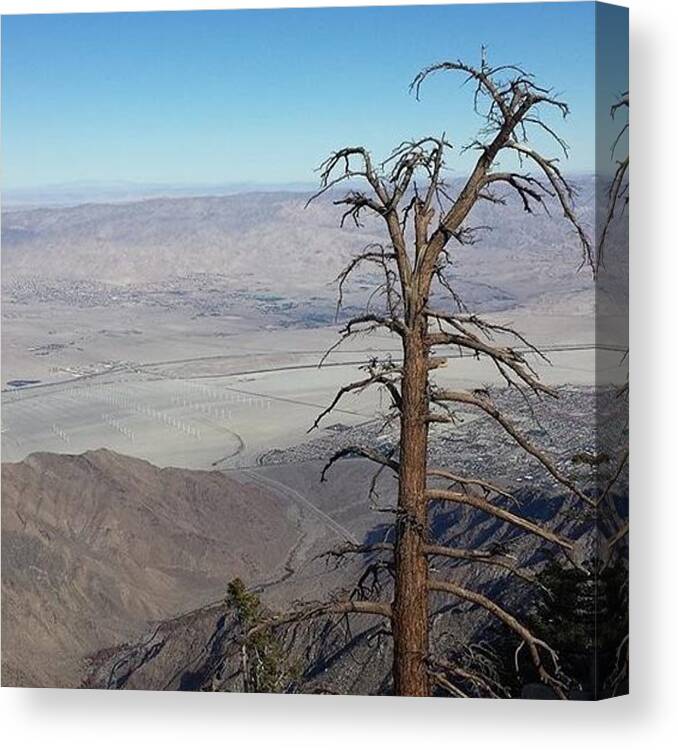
left=1, top=448, right=317, bottom=687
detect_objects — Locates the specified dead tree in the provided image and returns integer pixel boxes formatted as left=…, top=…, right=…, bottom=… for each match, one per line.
left=596, top=90, right=629, bottom=554
left=596, top=92, right=629, bottom=695
left=300, top=53, right=596, bottom=697
left=598, top=92, right=629, bottom=269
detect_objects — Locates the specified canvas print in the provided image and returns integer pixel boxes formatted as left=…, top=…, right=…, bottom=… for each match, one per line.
left=0, top=2, right=628, bottom=698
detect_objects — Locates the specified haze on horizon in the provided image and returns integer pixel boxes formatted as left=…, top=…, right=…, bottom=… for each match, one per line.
left=1, top=2, right=610, bottom=192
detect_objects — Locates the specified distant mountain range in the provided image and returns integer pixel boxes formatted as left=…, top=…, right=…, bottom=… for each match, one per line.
left=1, top=179, right=597, bottom=310
left=2, top=180, right=317, bottom=209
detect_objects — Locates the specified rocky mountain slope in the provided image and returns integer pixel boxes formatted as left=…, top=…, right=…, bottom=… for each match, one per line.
left=2, top=388, right=627, bottom=694
left=80, top=385, right=628, bottom=695
left=1, top=449, right=321, bottom=687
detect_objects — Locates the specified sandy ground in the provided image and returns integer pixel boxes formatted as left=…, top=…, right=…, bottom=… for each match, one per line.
left=0, top=293, right=625, bottom=470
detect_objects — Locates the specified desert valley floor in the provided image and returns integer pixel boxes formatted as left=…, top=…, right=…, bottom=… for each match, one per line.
left=1, top=300, right=606, bottom=470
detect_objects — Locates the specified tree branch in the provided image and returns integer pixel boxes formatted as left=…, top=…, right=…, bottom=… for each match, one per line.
left=429, top=578, right=568, bottom=697
left=427, top=468, right=517, bottom=504
left=310, top=361, right=402, bottom=431
left=425, top=487, right=582, bottom=560
left=249, top=599, right=393, bottom=639
left=430, top=388, right=594, bottom=507
left=320, top=445, right=399, bottom=482
left=424, top=544, right=544, bottom=589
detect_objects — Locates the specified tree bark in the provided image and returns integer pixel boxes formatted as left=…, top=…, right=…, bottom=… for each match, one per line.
left=392, top=320, right=430, bottom=696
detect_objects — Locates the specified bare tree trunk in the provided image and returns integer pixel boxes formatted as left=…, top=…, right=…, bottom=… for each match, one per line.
left=392, top=321, right=430, bottom=696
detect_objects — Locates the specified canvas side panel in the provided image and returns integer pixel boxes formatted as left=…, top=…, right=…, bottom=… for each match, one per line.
left=594, top=0, right=629, bottom=700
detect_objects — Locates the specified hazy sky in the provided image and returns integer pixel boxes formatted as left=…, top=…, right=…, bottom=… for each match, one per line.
left=2, top=3, right=609, bottom=189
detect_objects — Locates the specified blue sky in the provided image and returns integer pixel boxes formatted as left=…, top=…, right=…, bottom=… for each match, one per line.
left=2, top=3, right=604, bottom=189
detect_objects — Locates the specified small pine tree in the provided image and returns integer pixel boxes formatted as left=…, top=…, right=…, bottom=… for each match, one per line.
left=227, top=578, right=298, bottom=693
left=527, top=558, right=628, bottom=697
